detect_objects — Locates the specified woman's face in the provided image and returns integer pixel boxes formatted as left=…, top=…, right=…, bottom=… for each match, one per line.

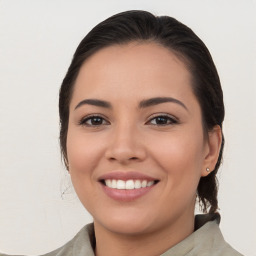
left=67, top=42, right=213, bottom=235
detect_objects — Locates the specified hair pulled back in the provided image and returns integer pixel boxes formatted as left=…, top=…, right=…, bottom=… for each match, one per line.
left=59, top=10, right=225, bottom=214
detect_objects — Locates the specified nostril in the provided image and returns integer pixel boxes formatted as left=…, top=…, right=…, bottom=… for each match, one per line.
left=105, top=147, right=146, bottom=163
left=108, top=157, right=139, bottom=161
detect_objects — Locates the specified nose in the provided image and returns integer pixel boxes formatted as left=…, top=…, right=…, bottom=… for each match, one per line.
left=105, top=123, right=147, bottom=164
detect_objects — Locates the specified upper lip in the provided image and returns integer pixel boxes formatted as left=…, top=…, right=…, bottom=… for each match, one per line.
left=98, top=171, right=158, bottom=182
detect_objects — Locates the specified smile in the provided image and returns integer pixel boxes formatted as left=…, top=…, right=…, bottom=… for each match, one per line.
left=98, top=172, right=159, bottom=201
left=103, top=179, right=156, bottom=190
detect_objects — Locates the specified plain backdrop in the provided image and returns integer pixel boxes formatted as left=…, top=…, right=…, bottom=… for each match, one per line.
left=0, top=0, right=255, bottom=255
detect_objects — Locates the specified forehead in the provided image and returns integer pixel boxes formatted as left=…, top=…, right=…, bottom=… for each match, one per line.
left=71, top=42, right=196, bottom=107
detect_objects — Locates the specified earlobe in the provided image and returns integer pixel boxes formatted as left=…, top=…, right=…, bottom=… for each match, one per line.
left=201, top=125, right=222, bottom=177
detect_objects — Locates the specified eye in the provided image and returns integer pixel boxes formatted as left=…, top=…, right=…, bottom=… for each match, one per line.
left=79, top=115, right=110, bottom=126
left=147, top=114, right=178, bottom=126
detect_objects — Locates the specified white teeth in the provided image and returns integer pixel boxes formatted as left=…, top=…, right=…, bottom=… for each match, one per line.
left=134, top=180, right=142, bottom=189
left=112, top=179, right=117, bottom=188
left=147, top=181, right=154, bottom=187
left=142, top=180, right=147, bottom=188
left=116, top=180, right=126, bottom=189
left=105, top=179, right=112, bottom=187
left=125, top=180, right=135, bottom=190
left=104, top=179, right=156, bottom=189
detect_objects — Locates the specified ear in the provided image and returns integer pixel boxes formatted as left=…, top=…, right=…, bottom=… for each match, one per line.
left=201, top=125, right=222, bottom=177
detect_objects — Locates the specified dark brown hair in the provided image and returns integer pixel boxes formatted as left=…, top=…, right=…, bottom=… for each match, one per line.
left=59, top=10, right=224, bottom=213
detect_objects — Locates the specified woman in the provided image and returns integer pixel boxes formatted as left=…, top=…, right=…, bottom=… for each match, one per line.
left=2, top=10, right=242, bottom=256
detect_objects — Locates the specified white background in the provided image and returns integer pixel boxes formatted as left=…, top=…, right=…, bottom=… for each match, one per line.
left=0, top=0, right=255, bottom=255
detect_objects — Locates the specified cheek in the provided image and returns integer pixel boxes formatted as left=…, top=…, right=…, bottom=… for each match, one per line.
left=149, top=131, right=205, bottom=187
left=66, top=130, right=104, bottom=209
left=66, top=129, right=104, bottom=177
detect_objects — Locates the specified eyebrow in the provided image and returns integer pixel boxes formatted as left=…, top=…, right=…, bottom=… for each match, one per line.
left=74, top=97, right=187, bottom=111
left=139, top=97, right=188, bottom=110
left=74, top=99, right=112, bottom=110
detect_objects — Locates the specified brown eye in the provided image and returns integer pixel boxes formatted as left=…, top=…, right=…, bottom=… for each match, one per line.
left=148, top=115, right=177, bottom=126
left=79, top=115, right=109, bottom=126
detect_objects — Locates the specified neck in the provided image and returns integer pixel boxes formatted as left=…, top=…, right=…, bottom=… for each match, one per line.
left=94, top=213, right=195, bottom=256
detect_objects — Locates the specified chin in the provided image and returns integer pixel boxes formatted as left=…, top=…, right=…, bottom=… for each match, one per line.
left=102, top=220, right=154, bottom=235
left=94, top=208, right=159, bottom=235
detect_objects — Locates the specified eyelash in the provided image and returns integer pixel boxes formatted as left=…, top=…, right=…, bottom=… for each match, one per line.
left=79, top=115, right=110, bottom=127
left=146, top=114, right=178, bottom=126
left=78, top=114, right=178, bottom=127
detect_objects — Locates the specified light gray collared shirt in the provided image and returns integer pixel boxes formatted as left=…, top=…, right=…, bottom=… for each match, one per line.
left=0, top=214, right=243, bottom=256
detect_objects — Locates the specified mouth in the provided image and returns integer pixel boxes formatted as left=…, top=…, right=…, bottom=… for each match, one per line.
left=98, top=172, right=159, bottom=201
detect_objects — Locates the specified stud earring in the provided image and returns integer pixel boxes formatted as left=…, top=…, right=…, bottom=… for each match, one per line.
left=206, top=167, right=210, bottom=172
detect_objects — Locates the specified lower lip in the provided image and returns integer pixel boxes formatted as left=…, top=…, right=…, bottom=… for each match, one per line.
left=101, top=183, right=156, bottom=202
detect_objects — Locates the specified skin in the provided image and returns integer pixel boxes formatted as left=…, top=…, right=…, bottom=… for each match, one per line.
left=67, top=42, right=222, bottom=256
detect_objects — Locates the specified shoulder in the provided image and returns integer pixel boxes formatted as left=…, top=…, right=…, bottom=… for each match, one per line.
left=198, top=219, right=243, bottom=256
left=161, top=214, right=244, bottom=256
left=40, top=223, right=95, bottom=256
left=194, top=213, right=243, bottom=255
left=0, top=223, right=95, bottom=256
